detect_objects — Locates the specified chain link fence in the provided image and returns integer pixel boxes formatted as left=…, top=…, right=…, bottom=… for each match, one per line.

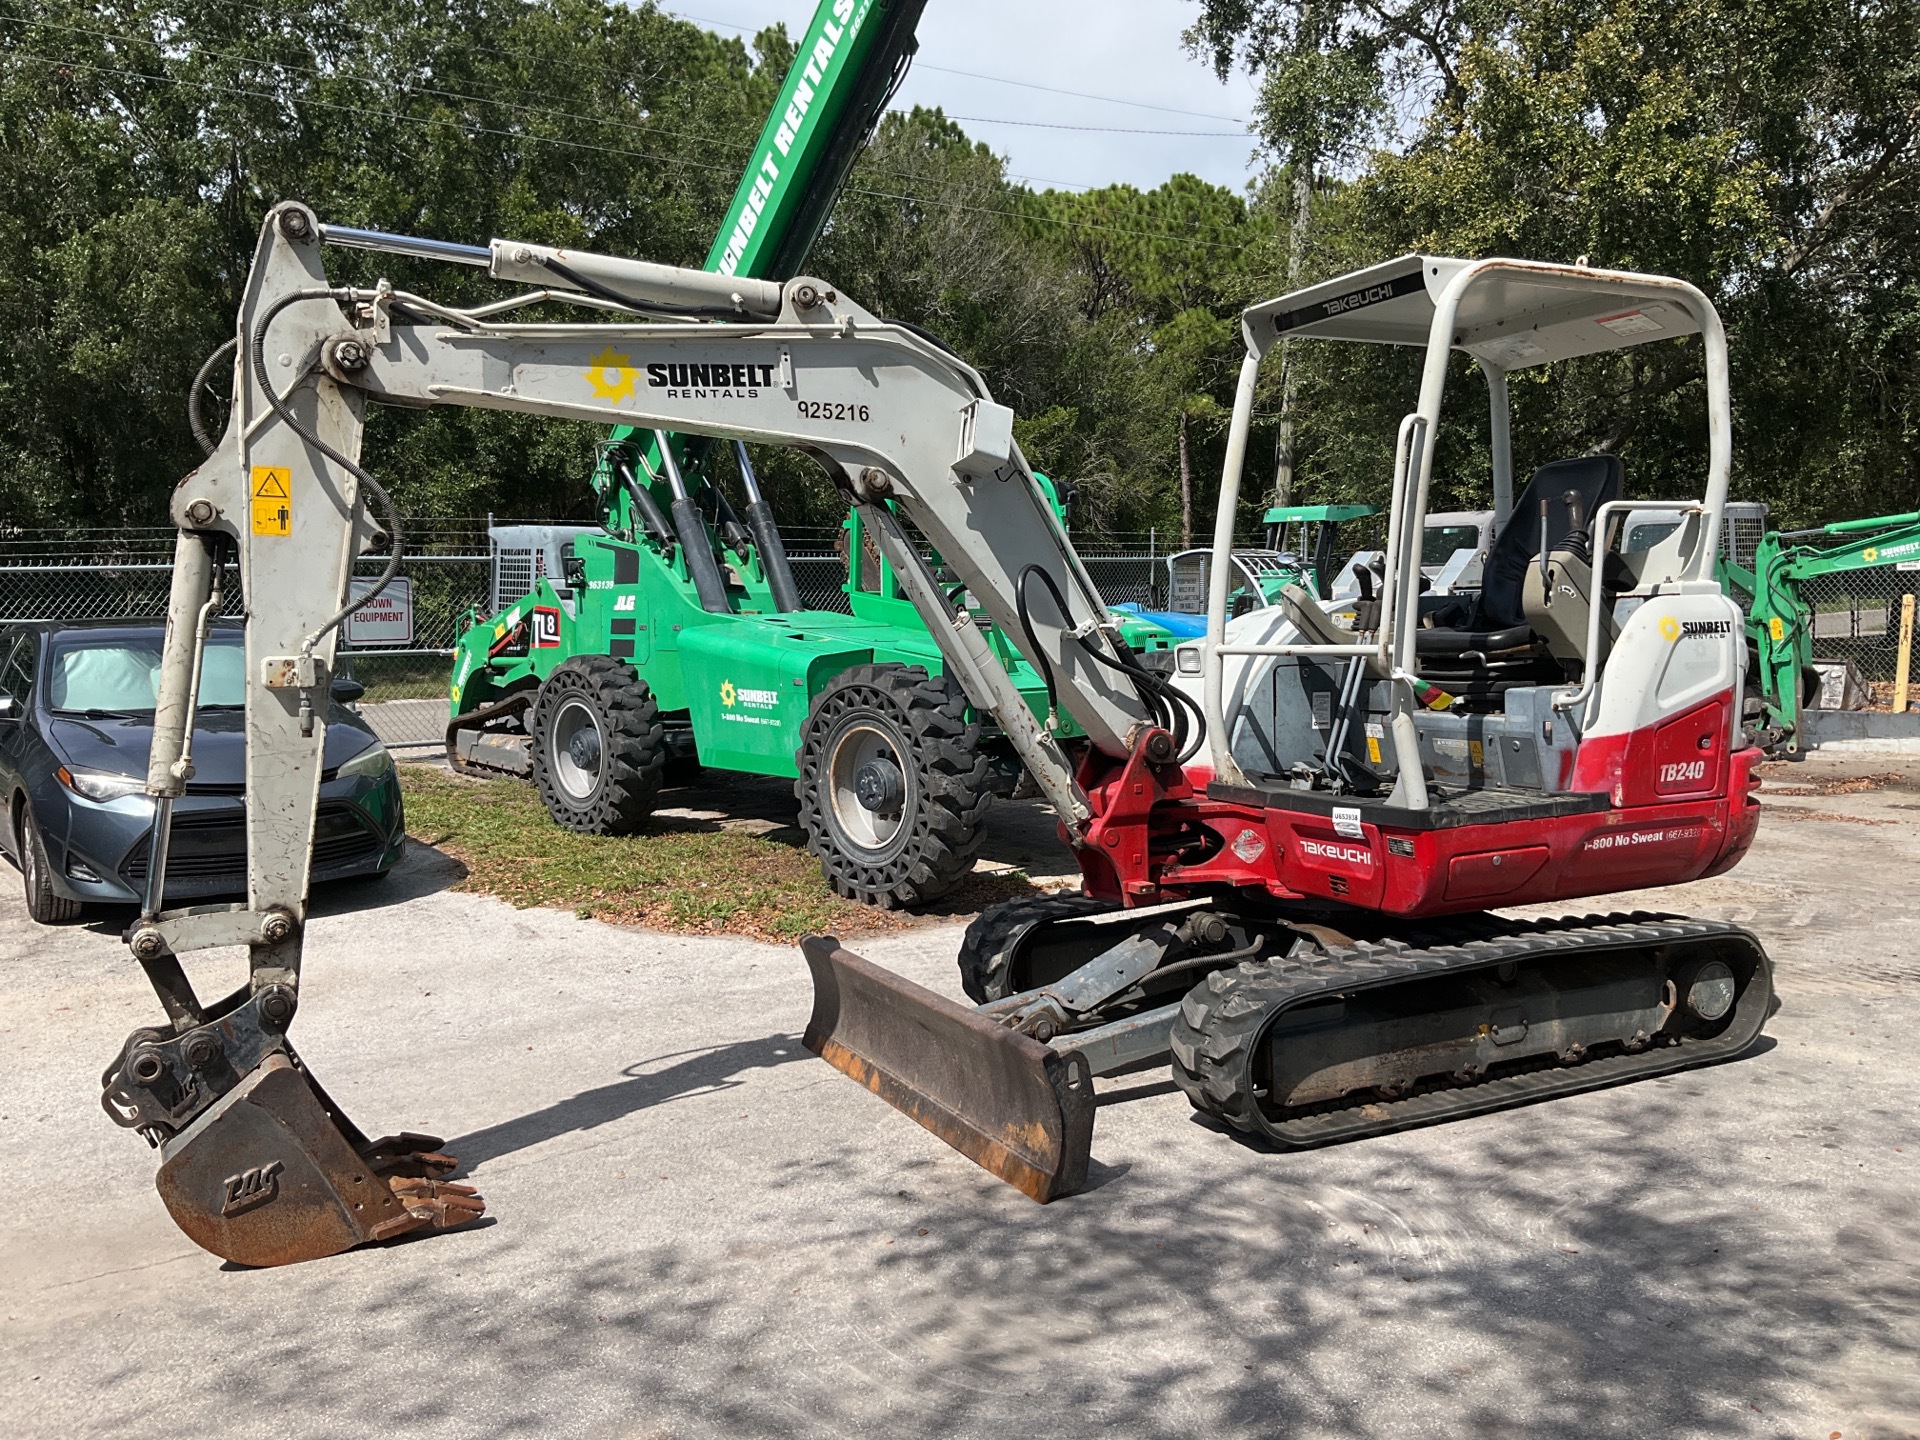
left=1799, top=567, right=1920, bottom=697
left=0, top=520, right=491, bottom=754
left=0, top=521, right=1180, bottom=755
left=774, top=526, right=1174, bottom=614
left=20, top=516, right=1906, bottom=718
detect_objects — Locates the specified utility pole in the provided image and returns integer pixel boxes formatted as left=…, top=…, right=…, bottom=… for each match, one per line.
left=1270, top=159, right=1314, bottom=510
left=1178, top=402, right=1194, bottom=548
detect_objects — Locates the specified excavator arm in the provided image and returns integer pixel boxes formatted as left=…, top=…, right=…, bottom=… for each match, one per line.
left=1744, top=511, right=1920, bottom=751
left=107, top=203, right=1169, bottom=1263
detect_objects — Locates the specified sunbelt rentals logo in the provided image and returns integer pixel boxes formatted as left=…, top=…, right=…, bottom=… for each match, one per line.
left=1659, top=615, right=1733, bottom=642
left=719, top=678, right=781, bottom=726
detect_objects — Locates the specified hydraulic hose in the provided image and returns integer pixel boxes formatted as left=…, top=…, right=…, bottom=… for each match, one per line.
left=1016, top=563, right=1207, bottom=764
left=188, top=337, right=238, bottom=457
left=248, top=288, right=403, bottom=656
left=615, top=460, right=675, bottom=547
left=734, top=442, right=803, bottom=614
left=708, top=483, right=753, bottom=553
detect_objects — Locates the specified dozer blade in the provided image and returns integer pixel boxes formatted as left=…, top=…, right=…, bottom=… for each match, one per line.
left=800, top=937, right=1095, bottom=1202
left=155, top=1053, right=484, bottom=1267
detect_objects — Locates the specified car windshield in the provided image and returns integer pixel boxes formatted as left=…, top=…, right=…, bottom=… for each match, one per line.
left=48, top=632, right=246, bottom=714
left=1421, top=524, right=1483, bottom=565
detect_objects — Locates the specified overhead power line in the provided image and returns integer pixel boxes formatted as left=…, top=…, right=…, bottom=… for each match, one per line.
left=664, top=8, right=1250, bottom=123
left=911, top=62, right=1249, bottom=125
left=9, top=50, right=1246, bottom=250
left=7, top=13, right=1249, bottom=201
left=923, top=112, right=1247, bottom=138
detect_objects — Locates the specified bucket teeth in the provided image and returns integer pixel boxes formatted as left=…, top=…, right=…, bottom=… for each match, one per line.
left=155, top=1053, right=485, bottom=1266
left=375, top=1176, right=488, bottom=1239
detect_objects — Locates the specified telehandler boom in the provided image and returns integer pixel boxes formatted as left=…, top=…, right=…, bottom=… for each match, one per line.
left=109, top=213, right=1772, bottom=1265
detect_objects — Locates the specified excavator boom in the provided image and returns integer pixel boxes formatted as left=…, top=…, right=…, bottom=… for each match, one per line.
left=108, top=203, right=1159, bottom=1261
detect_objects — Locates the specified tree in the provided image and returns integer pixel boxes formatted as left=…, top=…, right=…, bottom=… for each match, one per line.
left=1190, top=0, right=1920, bottom=527
left=0, top=0, right=782, bottom=528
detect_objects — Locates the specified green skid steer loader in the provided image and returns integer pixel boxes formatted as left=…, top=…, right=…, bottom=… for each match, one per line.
left=443, top=0, right=1172, bottom=906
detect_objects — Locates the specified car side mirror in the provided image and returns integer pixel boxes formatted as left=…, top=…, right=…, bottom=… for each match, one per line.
left=330, top=678, right=366, bottom=704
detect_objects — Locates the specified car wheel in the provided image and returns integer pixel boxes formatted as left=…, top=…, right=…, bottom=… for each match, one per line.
left=18, top=805, right=83, bottom=925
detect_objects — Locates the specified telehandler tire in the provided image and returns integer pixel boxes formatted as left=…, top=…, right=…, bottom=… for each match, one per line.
left=530, top=656, right=665, bottom=835
left=795, top=664, right=993, bottom=909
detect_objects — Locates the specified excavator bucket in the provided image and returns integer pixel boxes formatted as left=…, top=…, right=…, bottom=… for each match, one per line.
left=154, top=1053, right=484, bottom=1267
left=800, top=937, right=1095, bottom=1202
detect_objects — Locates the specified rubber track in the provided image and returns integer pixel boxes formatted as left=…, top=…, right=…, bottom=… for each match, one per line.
left=957, top=892, right=1115, bottom=1004
left=445, top=693, right=533, bottom=779
left=795, top=664, right=994, bottom=909
left=1168, top=911, right=1773, bottom=1148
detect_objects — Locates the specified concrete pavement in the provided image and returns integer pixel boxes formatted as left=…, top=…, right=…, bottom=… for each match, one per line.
left=2, top=758, right=1917, bottom=1439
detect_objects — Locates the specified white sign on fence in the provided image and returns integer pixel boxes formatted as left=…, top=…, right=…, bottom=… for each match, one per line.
left=346, top=577, right=414, bottom=647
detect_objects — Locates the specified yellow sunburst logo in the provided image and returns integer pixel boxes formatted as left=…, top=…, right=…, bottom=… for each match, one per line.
left=1863, top=547, right=1879, bottom=563
left=1659, top=615, right=1681, bottom=642
left=585, top=346, right=637, bottom=404
left=719, top=679, right=737, bottom=708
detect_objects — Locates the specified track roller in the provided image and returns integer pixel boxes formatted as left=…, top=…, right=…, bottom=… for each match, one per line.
left=1171, top=913, right=1773, bottom=1147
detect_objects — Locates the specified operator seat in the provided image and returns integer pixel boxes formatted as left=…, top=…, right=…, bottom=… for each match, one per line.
left=1415, top=454, right=1623, bottom=657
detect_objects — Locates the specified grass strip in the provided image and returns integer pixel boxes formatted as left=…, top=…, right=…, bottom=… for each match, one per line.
left=400, top=765, right=1039, bottom=939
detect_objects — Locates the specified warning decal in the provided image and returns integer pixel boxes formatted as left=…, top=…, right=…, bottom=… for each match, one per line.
left=1596, top=310, right=1664, bottom=337
left=251, top=467, right=291, bottom=537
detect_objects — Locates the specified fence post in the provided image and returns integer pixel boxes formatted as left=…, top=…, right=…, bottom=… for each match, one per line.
left=1895, top=592, right=1915, bottom=713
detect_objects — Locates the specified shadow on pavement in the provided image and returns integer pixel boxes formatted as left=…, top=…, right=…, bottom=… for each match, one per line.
left=448, top=1034, right=811, bottom=1170
left=656, top=768, right=1077, bottom=878
left=306, top=839, right=467, bottom=919
left=211, top=1076, right=1917, bottom=1440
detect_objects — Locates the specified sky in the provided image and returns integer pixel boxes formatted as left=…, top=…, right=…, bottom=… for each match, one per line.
left=654, top=1, right=1266, bottom=195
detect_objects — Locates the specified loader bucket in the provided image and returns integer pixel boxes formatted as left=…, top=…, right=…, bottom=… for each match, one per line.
left=800, top=937, right=1095, bottom=1202
left=155, top=1053, right=484, bottom=1267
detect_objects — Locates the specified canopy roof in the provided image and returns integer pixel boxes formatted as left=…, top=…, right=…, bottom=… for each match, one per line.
left=1246, top=255, right=1704, bottom=372
left=1262, top=504, right=1374, bottom=524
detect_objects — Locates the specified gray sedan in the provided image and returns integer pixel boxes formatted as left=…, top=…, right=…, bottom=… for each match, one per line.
left=0, top=620, right=404, bottom=922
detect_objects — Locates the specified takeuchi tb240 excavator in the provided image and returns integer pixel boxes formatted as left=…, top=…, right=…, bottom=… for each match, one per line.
left=104, top=206, right=1772, bottom=1264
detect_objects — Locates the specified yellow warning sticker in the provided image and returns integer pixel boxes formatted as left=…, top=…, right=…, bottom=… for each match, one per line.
left=1769, top=616, right=1784, bottom=642
left=250, top=467, right=291, bottom=537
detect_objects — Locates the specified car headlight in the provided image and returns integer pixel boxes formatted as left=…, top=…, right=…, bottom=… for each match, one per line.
left=1175, top=645, right=1203, bottom=676
left=336, top=744, right=395, bottom=781
left=57, top=766, right=148, bottom=802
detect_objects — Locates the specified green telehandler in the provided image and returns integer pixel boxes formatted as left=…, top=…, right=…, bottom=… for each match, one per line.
left=443, top=0, right=1172, bottom=907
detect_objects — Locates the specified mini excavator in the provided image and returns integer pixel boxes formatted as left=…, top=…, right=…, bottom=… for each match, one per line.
left=103, top=211, right=1770, bottom=1262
